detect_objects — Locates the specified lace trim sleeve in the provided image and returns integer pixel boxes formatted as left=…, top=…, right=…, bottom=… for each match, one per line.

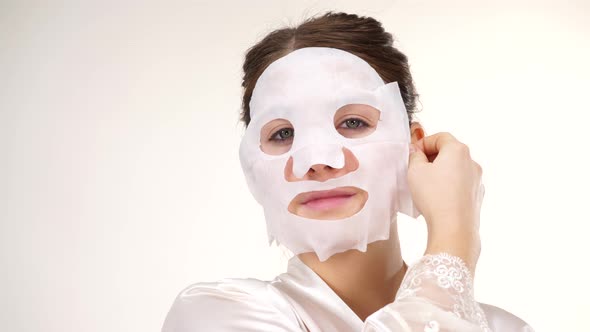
left=364, top=253, right=491, bottom=332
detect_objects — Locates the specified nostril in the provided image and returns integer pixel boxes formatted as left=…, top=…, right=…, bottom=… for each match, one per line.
left=310, top=164, right=333, bottom=173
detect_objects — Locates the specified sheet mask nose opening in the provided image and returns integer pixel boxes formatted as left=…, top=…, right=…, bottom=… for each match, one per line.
left=291, top=144, right=346, bottom=178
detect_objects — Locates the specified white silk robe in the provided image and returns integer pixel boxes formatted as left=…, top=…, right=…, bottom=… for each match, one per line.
left=162, top=253, right=533, bottom=331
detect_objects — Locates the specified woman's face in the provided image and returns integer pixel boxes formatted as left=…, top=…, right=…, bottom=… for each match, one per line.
left=258, top=106, right=424, bottom=220
left=259, top=104, right=380, bottom=220
left=239, top=47, right=420, bottom=260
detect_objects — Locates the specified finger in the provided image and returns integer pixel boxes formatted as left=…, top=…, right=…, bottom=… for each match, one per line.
left=413, top=138, right=438, bottom=162
left=477, top=183, right=486, bottom=207
left=408, top=143, right=428, bottom=165
left=419, top=132, right=459, bottom=157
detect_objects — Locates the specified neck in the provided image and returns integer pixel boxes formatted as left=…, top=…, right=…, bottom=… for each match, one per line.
left=298, top=225, right=406, bottom=321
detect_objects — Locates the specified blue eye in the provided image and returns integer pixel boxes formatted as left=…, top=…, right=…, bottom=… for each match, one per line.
left=270, top=128, right=294, bottom=142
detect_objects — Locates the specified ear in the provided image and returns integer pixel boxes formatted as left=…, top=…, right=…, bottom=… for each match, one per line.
left=410, top=122, right=425, bottom=143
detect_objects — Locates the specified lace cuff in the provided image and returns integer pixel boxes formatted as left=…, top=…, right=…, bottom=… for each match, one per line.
left=364, top=253, right=491, bottom=332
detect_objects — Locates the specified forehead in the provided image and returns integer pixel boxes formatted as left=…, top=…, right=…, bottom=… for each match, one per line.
left=249, top=47, right=385, bottom=119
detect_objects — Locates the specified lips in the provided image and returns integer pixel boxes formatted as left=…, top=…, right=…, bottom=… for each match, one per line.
left=287, top=186, right=368, bottom=219
left=300, top=189, right=356, bottom=209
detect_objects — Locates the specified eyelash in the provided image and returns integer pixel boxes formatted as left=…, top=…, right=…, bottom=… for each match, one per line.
left=268, top=118, right=370, bottom=142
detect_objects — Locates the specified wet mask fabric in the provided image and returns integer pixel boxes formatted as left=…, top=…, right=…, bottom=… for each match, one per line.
left=239, top=47, right=419, bottom=261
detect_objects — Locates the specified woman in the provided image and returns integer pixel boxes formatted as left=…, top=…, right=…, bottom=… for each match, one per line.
left=162, top=12, right=533, bottom=331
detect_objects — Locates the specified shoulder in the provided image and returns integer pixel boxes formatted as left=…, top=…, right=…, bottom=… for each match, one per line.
left=479, top=302, right=535, bottom=331
left=161, top=278, right=302, bottom=332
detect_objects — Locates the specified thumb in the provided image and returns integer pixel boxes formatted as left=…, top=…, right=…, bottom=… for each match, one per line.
left=408, top=143, right=428, bottom=166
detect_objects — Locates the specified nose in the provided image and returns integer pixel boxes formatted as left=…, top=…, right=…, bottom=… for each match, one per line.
left=284, top=147, right=359, bottom=182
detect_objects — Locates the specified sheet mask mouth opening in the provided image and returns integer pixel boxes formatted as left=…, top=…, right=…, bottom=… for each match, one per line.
left=287, top=186, right=368, bottom=220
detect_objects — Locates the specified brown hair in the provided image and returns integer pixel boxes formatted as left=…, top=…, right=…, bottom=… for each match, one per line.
left=240, top=11, right=419, bottom=126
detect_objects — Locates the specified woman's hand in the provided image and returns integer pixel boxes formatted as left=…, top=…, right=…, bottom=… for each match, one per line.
left=407, top=132, right=484, bottom=274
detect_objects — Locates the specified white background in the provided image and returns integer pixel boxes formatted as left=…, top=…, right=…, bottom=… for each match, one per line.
left=1, top=1, right=589, bottom=331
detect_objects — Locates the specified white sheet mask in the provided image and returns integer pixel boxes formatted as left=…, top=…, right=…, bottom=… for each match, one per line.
left=239, top=47, right=420, bottom=261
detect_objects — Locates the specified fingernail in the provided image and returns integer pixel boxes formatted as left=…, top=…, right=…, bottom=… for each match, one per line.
left=409, top=144, right=416, bottom=154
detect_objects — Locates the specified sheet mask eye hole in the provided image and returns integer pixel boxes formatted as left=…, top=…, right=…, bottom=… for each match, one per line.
left=334, top=104, right=380, bottom=139
left=260, top=118, right=294, bottom=155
